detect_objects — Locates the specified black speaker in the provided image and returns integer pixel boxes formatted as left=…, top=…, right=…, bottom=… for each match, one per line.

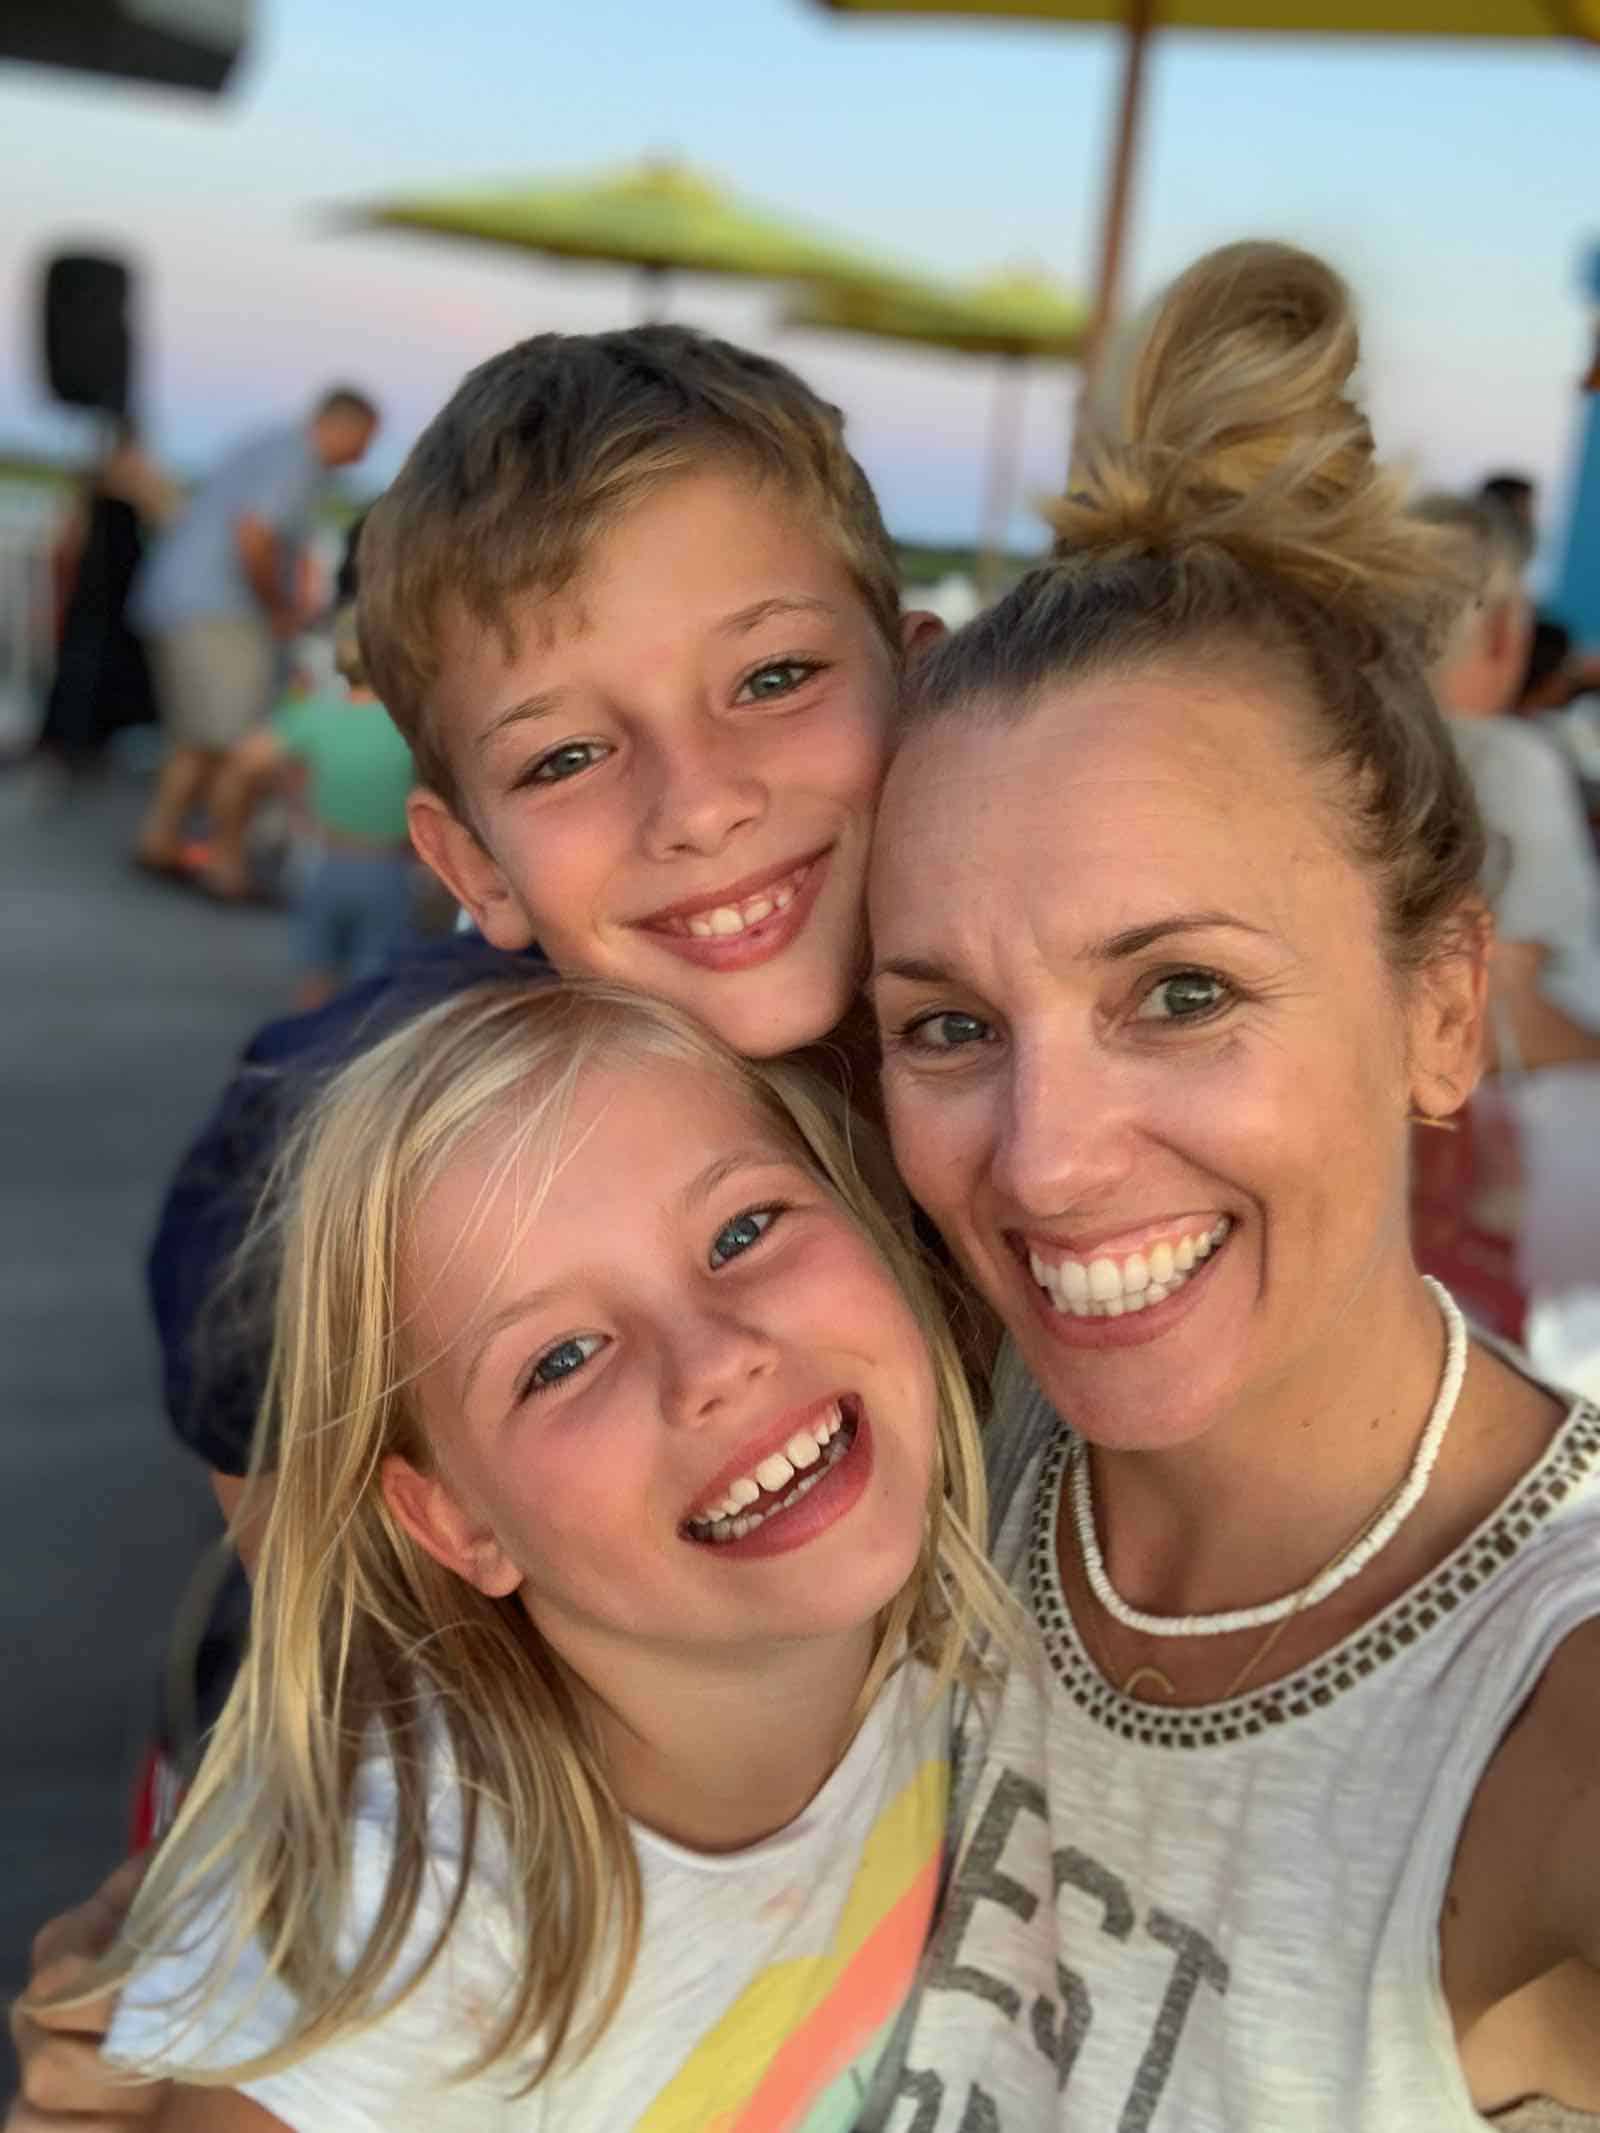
left=40, top=252, right=134, bottom=418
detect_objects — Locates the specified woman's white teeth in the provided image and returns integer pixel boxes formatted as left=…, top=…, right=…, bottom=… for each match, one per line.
left=1028, top=1218, right=1232, bottom=1319
left=680, top=877, right=800, bottom=940
left=689, top=1402, right=850, bottom=1539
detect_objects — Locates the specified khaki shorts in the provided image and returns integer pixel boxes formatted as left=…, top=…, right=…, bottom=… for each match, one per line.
left=151, top=617, right=277, bottom=753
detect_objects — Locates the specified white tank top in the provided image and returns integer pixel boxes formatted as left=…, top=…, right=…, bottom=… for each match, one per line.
left=864, top=1350, right=1600, bottom=2132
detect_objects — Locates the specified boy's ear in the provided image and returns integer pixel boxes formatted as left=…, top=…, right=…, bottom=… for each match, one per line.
left=407, top=790, right=537, bottom=951
left=899, top=608, right=946, bottom=667
left=381, top=1454, right=523, bottom=1599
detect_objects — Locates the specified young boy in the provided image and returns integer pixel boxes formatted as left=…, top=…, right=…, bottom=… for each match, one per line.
left=11, top=319, right=942, bottom=2131
left=150, top=322, right=940, bottom=1483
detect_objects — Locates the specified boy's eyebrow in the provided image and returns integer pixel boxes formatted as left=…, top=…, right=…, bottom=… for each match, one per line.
left=717, top=595, right=837, bottom=638
left=872, top=914, right=1274, bottom=985
left=476, top=688, right=567, bottom=752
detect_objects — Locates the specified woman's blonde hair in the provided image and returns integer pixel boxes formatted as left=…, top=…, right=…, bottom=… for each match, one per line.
left=99, top=980, right=1009, bottom=2090
left=906, top=241, right=1486, bottom=969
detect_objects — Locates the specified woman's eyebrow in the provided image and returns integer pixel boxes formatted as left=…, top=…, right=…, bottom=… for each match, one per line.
left=872, top=915, right=1273, bottom=988
left=1096, top=912, right=1274, bottom=959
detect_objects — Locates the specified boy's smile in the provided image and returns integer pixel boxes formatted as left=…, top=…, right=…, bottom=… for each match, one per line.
left=411, top=470, right=927, bottom=1058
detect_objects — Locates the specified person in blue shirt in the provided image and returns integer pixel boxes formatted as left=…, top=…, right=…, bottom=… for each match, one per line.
left=131, top=388, right=378, bottom=893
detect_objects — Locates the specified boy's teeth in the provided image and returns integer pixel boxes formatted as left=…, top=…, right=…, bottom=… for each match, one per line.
left=677, top=872, right=803, bottom=940
left=1028, top=1218, right=1233, bottom=1319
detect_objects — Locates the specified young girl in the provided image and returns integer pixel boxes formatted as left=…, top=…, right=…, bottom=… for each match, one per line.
left=88, top=982, right=1009, bottom=2130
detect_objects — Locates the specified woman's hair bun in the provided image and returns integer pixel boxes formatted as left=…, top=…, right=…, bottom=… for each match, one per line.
left=1050, top=240, right=1467, bottom=662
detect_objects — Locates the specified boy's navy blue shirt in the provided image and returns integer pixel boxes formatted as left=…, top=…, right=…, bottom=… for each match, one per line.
left=149, top=935, right=553, bottom=1475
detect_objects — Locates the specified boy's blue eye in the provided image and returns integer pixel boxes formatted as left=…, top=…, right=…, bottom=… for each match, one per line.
left=902, top=1010, right=993, bottom=1053
left=528, top=741, right=609, bottom=785
left=522, top=1332, right=605, bottom=1397
left=738, top=660, right=820, bottom=703
left=1135, top=971, right=1232, bottom=1022
left=709, top=1206, right=779, bottom=1268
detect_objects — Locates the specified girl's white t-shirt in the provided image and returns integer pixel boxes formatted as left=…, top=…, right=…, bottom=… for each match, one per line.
left=108, top=1662, right=948, bottom=2132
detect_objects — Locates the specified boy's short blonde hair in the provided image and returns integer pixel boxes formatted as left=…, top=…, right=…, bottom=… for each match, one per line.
left=358, top=325, right=903, bottom=815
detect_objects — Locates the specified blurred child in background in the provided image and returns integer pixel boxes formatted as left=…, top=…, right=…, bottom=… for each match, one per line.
left=273, top=604, right=418, bottom=1010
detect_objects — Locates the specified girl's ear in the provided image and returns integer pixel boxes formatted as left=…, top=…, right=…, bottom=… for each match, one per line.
left=381, top=1455, right=523, bottom=1599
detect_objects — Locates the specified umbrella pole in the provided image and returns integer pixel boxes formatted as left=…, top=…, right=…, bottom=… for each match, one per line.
left=978, top=356, right=1026, bottom=600
left=1080, top=0, right=1154, bottom=403
left=637, top=261, right=671, bottom=323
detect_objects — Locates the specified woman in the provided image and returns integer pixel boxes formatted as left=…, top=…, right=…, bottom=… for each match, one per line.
left=865, top=243, right=1600, bottom=2127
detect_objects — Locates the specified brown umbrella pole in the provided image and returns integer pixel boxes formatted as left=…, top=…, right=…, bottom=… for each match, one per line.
left=979, top=355, right=1028, bottom=597
left=636, top=260, right=672, bottom=322
left=1079, top=0, right=1154, bottom=400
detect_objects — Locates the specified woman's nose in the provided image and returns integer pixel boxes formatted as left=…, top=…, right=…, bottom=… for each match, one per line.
left=986, top=1045, right=1137, bottom=1220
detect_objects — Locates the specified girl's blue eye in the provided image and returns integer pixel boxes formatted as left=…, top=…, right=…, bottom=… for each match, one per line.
left=738, top=660, right=819, bottom=703
left=1135, top=971, right=1231, bottom=1022
left=709, top=1206, right=779, bottom=1268
left=528, top=741, right=609, bottom=785
left=523, top=1332, right=604, bottom=1397
left=903, top=1010, right=993, bottom=1053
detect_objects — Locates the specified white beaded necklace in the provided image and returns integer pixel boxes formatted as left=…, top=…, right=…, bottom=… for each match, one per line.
left=1069, top=1277, right=1469, bottom=1639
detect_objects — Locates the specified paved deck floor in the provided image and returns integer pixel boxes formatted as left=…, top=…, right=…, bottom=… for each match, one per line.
left=1, top=762, right=294, bottom=2095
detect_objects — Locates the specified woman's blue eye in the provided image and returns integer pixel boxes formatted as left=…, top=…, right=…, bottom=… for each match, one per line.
left=738, top=660, right=819, bottom=703
left=528, top=741, right=609, bottom=785
left=709, top=1207, right=779, bottom=1268
left=903, top=1010, right=993, bottom=1053
left=523, top=1333, right=604, bottom=1396
left=1136, top=971, right=1231, bottom=1022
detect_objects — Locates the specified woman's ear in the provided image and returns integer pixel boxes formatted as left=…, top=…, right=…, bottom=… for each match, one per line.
left=381, top=1454, right=523, bottom=1598
left=1408, top=909, right=1491, bottom=1121
left=406, top=790, right=536, bottom=951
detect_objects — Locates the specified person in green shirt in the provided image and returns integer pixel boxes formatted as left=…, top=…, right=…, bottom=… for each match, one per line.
left=272, top=606, right=418, bottom=1010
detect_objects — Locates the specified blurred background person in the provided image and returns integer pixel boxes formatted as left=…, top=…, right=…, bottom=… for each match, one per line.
left=266, top=600, right=418, bottom=1012
left=28, top=424, right=176, bottom=788
left=128, top=385, right=378, bottom=897
left=1425, top=490, right=1600, bottom=1395
left=1425, top=490, right=1600, bottom=1070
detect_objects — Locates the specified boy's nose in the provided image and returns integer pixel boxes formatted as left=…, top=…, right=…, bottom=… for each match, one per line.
left=642, top=730, right=766, bottom=859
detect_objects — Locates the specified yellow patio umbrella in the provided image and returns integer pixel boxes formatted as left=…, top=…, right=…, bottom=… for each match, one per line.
left=784, top=267, right=1085, bottom=586
left=331, top=154, right=926, bottom=321
left=815, top=0, right=1599, bottom=378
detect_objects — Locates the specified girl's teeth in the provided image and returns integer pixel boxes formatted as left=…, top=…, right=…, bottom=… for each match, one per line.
left=689, top=1408, right=854, bottom=1543
left=1175, top=1236, right=1196, bottom=1271
left=1149, top=1240, right=1174, bottom=1284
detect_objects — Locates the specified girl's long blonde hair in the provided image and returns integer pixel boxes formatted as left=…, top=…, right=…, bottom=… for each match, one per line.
left=101, top=980, right=1011, bottom=2090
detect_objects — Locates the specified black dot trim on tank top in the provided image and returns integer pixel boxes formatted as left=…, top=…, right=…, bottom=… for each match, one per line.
left=1028, top=1398, right=1600, bottom=1751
